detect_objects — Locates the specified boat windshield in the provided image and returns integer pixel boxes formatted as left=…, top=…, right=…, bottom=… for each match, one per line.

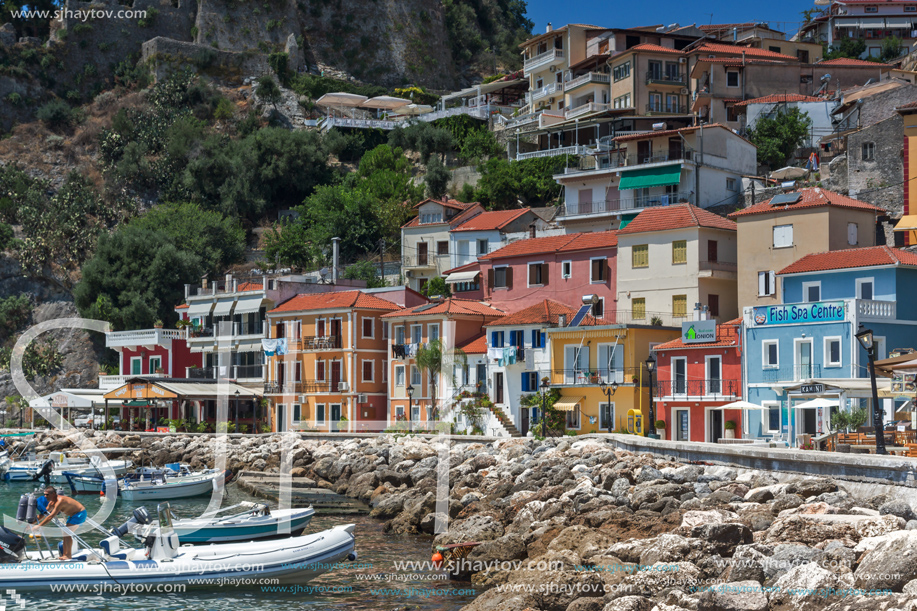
left=157, top=502, right=174, bottom=534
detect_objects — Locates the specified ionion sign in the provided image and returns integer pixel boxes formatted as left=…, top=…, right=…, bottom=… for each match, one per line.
left=681, top=320, right=716, bottom=344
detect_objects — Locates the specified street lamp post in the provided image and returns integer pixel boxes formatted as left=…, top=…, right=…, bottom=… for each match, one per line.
left=407, top=384, right=414, bottom=433
left=599, top=379, right=619, bottom=433
left=645, top=355, right=657, bottom=437
left=234, top=389, right=240, bottom=432
left=856, top=324, right=886, bottom=455
left=540, top=378, right=550, bottom=438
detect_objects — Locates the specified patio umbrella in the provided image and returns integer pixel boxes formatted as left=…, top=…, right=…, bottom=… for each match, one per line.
left=315, top=92, right=369, bottom=107
left=713, top=400, right=767, bottom=410
left=793, top=397, right=839, bottom=409
left=361, top=96, right=410, bottom=110
left=770, top=166, right=808, bottom=180
left=398, top=104, right=434, bottom=116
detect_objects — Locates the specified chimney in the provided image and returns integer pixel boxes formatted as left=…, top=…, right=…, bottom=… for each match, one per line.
left=225, top=273, right=232, bottom=292
left=232, top=278, right=238, bottom=292
left=546, top=22, right=552, bottom=33
left=184, top=284, right=190, bottom=300
left=201, top=277, right=208, bottom=290
left=332, top=237, right=341, bottom=284
left=529, top=223, right=536, bottom=239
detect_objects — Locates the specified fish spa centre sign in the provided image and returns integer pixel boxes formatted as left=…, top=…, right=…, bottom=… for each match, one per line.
left=752, top=301, right=846, bottom=326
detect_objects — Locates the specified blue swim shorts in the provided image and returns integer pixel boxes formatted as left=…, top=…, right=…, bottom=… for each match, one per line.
left=66, top=510, right=87, bottom=526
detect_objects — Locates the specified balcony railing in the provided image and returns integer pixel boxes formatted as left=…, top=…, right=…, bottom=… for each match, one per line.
left=530, top=82, right=564, bottom=102
left=698, top=260, right=738, bottom=272
left=264, top=380, right=332, bottom=394
left=560, top=192, right=693, bottom=217
left=98, top=373, right=167, bottom=389
left=516, top=144, right=590, bottom=161
left=505, top=112, right=541, bottom=130
left=565, top=102, right=610, bottom=120
left=656, top=379, right=741, bottom=398
left=234, top=364, right=264, bottom=379
left=105, top=329, right=184, bottom=349
left=562, top=149, right=694, bottom=175
left=320, top=117, right=399, bottom=131
left=646, top=103, right=689, bottom=114
left=550, top=367, right=646, bottom=387
left=566, top=72, right=611, bottom=91
left=298, top=335, right=342, bottom=350
left=857, top=299, right=896, bottom=319
left=763, top=365, right=822, bottom=383
left=188, top=320, right=265, bottom=339
left=403, top=253, right=451, bottom=269
left=524, top=48, right=564, bottom=74
left=646, top=70, right=686, bottom=86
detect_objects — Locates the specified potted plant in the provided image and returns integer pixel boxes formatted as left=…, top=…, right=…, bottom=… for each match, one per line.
left=724, top=420, right=737, bottom=439
left=153, top=319, right=163, bottom=329
left=655, top=419, right=666, bottom=438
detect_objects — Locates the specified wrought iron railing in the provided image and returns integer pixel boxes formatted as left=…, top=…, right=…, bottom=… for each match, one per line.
left=656, top=379, right=741, bottom=397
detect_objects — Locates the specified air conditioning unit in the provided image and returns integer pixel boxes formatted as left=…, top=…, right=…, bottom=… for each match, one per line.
left=679, top=57, right=687, bottom=64
left=549, top=66, right=557, bottom=72
left=357, top=393, right=367, bottom=403
left=338, top=382, right=349, bottom=392
left=405, top=270, right=413, bottom=277
left=680, top=88, right=689, bottom=95
left=299, top=394, right=306, bottom=402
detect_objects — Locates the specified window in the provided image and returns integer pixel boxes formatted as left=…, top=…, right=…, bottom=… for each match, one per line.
left=411, top=325, right=422, bottom=344
left=395, top=365, right=405, bottom=386
left=802, top=281, right=821, bottom=303
left=532, top=329, right=545, bottom=348
left=382, top=321, right=389, bottom=340
left=763, top=340, right=779, bottom=368
left=906, top=5, right=917, bottom=11
left=395, top=405, right=405, bottom=419
left=395, top=325, right=405, bottom=345
left=382, top=364, right=387, bottom=383
left=294, top=361, right=302, bottom=383
left=613, top=61, right=630, bottom=81
left=862, top=142, right=875, bottom=161
left=491, top=330, right=504, bottom=347
left=632, top=298, right=646, bottom=320
left=708, top=294, right=719, bottom=317
left=592, top=298, right=604, bottom=318
left=726, top=71, right=739, bottom=87
left=758, top=271, right=776, bottom=296
left=856, top=277, right=874, bottom=300
left=763, top=402, right=780, bottom=434
left=797, top=50, right=809, bottom=63
left=437, top=241, right=448, bottom=256
left=148, top=356, right=162, bottom=374
left=672, top=357, right=687, bottom=394
left=707, top=356, right=722, bottom=395
left=528, top=262, right=548, bottom=286
left=428, top=324, right=440, bottom=343
left=825, top=337, right=842, bottom=367
left=521, top=371, right=538, bottom=392
left=562, top=261, right=572, bottom=278
left=708, top=240, right=718, bottom=263
left=672, top=240, right=687, bottom=264
left=316, top=360, right=326, bottom=381
left=411, top=366, right=421, bottom=385
left=590, top=258, right=607, bottom=282
left=566, top=407, right=581, bottom=429
left=613, top=93, right=632, bottom=109
left=131, top=357, right=142, bottom=375
left=726, top=178, right=737, bottom=191
left=773, top=225, right=793, bottom=248
left=847, top=222, right=858, bottom=246
left=477, top=239, right=488, bottom=255
left=632, top=244, right=649, bottom=268
left=864, top=5, right=878, bottom=11
left=769, top=45, right=782, bottom=53
left=293, top=404, right=302, bottom=422
left=600, top=402, right=615, bottom=430
left=674, top=408, right=690, bottom=441
left=316, top=404, right=326, bottom=423
left=362, top=317, right=374, bottom=339
left=454, top=279, right=480, bottom=293
left=493, top=266, right=509, bottom=289
left=672, top=295, right=687, bottom=318
left=648, top=92, right=662, bottom=112
left=362, top=360, right=374, bottom=382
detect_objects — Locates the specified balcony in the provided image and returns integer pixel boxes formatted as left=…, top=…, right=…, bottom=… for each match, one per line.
left=645, top=70, right=686, bottom=86
left=857, top=299, right=896, bottom=320
left=559, top=192, right=693, bottom=218
left=523, top=48, right=564, bottom=75
left=763, top=365, right=822, bottom=383
left=566, top=72, right=611, bottom=92
left=656, top=379, right=740, bottom=398
left=98, top=373, right=167, bottom=390
left=185, top=365, right=262, bottom=380
left=646, top=102, right=689, bottom=115
left=188, top=320, right=265, bottom=339
left=561, top=148, right=694, bottom=176
left=530, top=82, right=564, bottom=102
left=505, top=111, right=541, bottom=130
left=516, top=144, right=590, bottom=161
left=320, top=117, right=399, bottom=131
left=264, top=380, right=332, bottom=394
left=565, top=102, right=610, bottom=120
left=105, top=329, right=185, bottom=349
left=234, top=364, right=264, bottom=379
left=299, top=335, right=342, bottom=350
left=551, top=367, right=645, bottom=387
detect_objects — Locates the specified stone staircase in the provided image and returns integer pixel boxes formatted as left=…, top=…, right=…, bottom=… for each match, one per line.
left=487, top=405, right=522, bottom=437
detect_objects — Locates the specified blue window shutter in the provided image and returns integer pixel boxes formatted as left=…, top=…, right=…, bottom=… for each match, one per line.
left=491, top=331, right=497, bottom=346
left=540, top=332, right=546, bottom=348
left=531, top=329, right=537, bottom=347
left=521, top=372, right=529, bottom=392
left=509, top=330, right=516, bottom=346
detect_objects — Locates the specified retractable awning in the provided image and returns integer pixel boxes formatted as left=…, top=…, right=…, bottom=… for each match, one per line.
left=187, top=301, right=214, bottom=319
left=233, top=295, right=264, bottom=315
left=859, top=18, right=886, bottom=28
left=235, top=342, right=262, bottom=352
left=445, top=271, right=481, bottom=284
left=554, top=396, right=584, bottom=412
left=894, top=216, right=917, bottom=232
left=212, top=299, right=235, bottom=317
left=885, top=17, right=916, bottom=27
left=618, top=165, right=682, bottom=190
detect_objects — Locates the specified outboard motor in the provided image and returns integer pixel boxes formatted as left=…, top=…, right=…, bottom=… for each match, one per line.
left=32, top=460, right=54, bottom=485
left=16, top=494, right=29, bottom=522
left=112, top=507, right=152, bottom=538
left=0, top=527, right=25, bottom=563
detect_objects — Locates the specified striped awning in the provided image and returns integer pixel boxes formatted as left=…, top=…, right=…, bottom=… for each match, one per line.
left=554, top=396, right=584, bottom=412
left=187, top=301, right=214, bottom=319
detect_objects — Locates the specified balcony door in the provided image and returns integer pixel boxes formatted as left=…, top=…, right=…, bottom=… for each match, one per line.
left=637, top=139, right=652, bottom=163
left=648, top=60, right=662, bottom=80
left=418, top=242, right=428, bottom=266
left=331, top=360, right=342, bottom=391
left=565, top=345, right=589, bottom=384
left=707, top=356, right=721, bottom=395
left=577, top=189, right=593, bottom=214
left=277, top=362, right=285, bottom=388
left=494, top=372, right=504, bottom=404
left=795, top=340, right=813, bottom=380
left=668, top=137, right=681, bottom=161
left=598, top=344, right=624, bottom=384
left=672, top=357, right=686, bottom=395
left=605, top=186, right=620, bottom=211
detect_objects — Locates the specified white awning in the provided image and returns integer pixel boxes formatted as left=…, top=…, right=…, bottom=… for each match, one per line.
left=235, top=342, right=262, bottom=352
left=445, top=271, right=481, bottom=284
left=361, top=96, right=410, bottom=110
left=187, top=301, right=214, bottom=319
left=212, top=299, right=235, bottom=317
left=884, top=17, right=915, bottom=27
left=233, top=295, right=264, bottom=315
left=859, top=18, right=886, bottom=28
left=315, top=92, right=368, bottom=107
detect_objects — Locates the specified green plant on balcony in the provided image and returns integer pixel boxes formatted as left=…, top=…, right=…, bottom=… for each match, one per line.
left=153, top=319, right=163, bottom=329
left=724, top=420, right=737, bottom=430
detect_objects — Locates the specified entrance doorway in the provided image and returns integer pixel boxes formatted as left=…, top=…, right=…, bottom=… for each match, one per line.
left=521, top=408, right=529, bottom=436
left=709, top=409, right=723, bottom=443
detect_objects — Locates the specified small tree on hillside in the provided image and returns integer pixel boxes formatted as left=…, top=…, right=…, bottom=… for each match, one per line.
left=424, top=156, right=450, bottom=199
left=747, top=107, right=812, bottom=170
left=256, top=74, right=282, bottom=109
left=878, top=36, right=903, bottom=63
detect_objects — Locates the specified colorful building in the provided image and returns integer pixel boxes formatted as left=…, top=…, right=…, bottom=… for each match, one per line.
left=264, top=290, right=402, bottom=432
left=896, top=101, right=917, bottom=246
left=653, top=317, right=744, bottom=443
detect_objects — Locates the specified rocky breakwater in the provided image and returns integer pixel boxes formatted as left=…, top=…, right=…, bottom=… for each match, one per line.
left=17, top=431, right=917, bottom=611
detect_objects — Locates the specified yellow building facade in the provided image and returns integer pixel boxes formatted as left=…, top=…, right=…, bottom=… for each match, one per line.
left=546, top=324, right=679, bottom=434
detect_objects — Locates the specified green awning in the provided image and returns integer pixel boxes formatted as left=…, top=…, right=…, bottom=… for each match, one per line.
left=618, top=213, right=638, bottom=229
left=124, top=400, right=153, bottom=407
left=618, top=165, right=682, bottom=190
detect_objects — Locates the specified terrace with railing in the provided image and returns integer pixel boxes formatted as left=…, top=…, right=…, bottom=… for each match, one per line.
left=550, top=366, right=649, bottom=387
left=264, top=380, right=332, bottom=394
left=567, top=72, right=611, bottom=91
left=530, top=82, right=564, bottom=102
left=516, top=144, right=590, bottom=161
left=646, top=102, right=689, bottom=115
left=558, top=192, right=694, bottom=218
left=523, top=48, right=564, bottom=74
left=655, top=379, right=741, bottom=398
left=565, top=101, right=611, bottom=120
left=645, top=70, right=686, bottom=86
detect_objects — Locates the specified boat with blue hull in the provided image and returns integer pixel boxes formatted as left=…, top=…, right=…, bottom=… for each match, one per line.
left=136, top=502, right=315, bottom=544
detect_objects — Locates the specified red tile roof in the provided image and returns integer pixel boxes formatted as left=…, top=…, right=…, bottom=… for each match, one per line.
left=486, top=299, right=612, bottom=327
left=698, top=22, right=758, bottom=32
left=457, top=334, right=487, bottom=354
left=612, top=123, right=740, bottom=142
left=734, top=94, right=827, bottom=107
left=381, top=298, right=506, bottom=319
left=729, top=188, right=886, bottom=219
left=777, top=246, right=917, bottom=275
left=452, top=209, right=530, bottom=232
left=898, top=100, right=917, bottom=111
left=269, top=290, right=401, bottom=314
left=617, top=204, right=736, bottom=235
left=237, top=282, right=263, bottom=292
left=175, top=304, right=189, bottom=310
left=442, top=261, right=480, bottom=276
left=693, top=43, right=798, bottom=61
left=479, top=230, right=618, bottom=261
left=654, top=317, right=742, bottom=350
left=818, top=57, right=891, bottom=67
left=622, top=43, right=685, bottom=55
left=412, top=198, right=477, bottom=211
left=693, top=58, right=790, bottom=67
left=402, top=202, right=483, bottom=229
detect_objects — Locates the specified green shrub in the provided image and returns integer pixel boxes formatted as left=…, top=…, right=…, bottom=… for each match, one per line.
left=36, top=99, right=74, bottom=130
left=0, top=223, right=13, bottom=250
left=138, top=7, right=159, bottom=27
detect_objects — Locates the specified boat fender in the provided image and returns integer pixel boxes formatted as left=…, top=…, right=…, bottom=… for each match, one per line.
left=347, top=552, right=358, bottom=562
left=25, top=494, right=38, bottom=524
left=0, top=526, right=26, bottom=563
left=16, top=494, right=29, bottom=522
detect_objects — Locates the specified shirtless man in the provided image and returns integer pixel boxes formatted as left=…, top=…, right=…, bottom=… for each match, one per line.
left=30, top=486, right=86, bottom=560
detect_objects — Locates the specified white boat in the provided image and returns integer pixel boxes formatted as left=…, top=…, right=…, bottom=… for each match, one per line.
left=5, top=451, right=133, bottom=483
left=0, top=502, right=356, bottom=590
left=63, top=464, right=206, bottom=495
left=135, top=502, right=315, bottom=543
left=119, top=469, right=229, bottom=502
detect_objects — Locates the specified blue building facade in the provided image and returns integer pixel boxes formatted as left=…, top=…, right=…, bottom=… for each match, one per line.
left=742, top=252, right=917, bottom=445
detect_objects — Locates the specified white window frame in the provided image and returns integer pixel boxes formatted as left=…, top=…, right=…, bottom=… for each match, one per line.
left=566, top=407, right=581, bottom=430
left=599, top=401, right=615, bottom=431
left=411, top=404, right=420, bottom=421
left=847, top=222, right=858, bottom=246
left=411, top=324, right=422, bottom=345
left=773, top=225, right=793, bottom=249
left=428, top=323, right=440, bottom=343
left=361, top=316, right=375, bottom=339
left=292, top=403, right=302, bottom=423
left=705, top=355, right=722, bottom=396
left=395, top=325, right=405, bottom=345
left=824, top=336, right=842, bottom=368
left=395, top=405, right=405, bottom=419
left=527, top=261, right=545, bottom=287
left=856, top=277, right=874, bottom=301
left=590, top=256, right=608, bottom=283
left=561, top=260, right=572, bottom=279
left=758, top=270, right=776, bottom=297
left=673, top=407, right=690, bottom=441
left=477, top=239, right=488, bottom=255
left=382, top=321, right=389, bottom=340
left=763, top=340, right=779, bottom=369
left=394, top=365, right=405, bottom=388
left=726, top=177, right=737, bottom=191
left=802, top=281, right=821, bottom=303
left=671, top=356, right=687, bottom=396
left=794, top=338, right=814, bottom=380
left=315, top=403, right=326, bottom=424
left=361, top=359, right=374, bottom=383
left=130, top=356, right=143, bottom=376
left=762, top=400, right=781, bottom=434
left=148, top=356, right=162, bottom=374
left=382, top=365, right=388, bottom=383
left=862, top=141, right=875, bottom=160
left=315, top=359, right=326, bottom=381
left=411, top=365, right=422, bottom=385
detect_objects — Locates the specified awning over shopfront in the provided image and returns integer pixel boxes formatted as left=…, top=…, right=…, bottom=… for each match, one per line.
left=554, top=396, right=584, bottom=412
left=445, top=271, right=481, bottom=284
left=618, top=165, right=681, bottom=190
left=233, top=295, right=264, bottom=315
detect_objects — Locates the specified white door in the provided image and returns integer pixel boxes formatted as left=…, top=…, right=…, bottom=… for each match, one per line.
left=598, top=344, right=624, bottom=383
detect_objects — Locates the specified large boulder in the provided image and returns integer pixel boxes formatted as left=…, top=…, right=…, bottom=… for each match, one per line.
left=697, top=580, right=768, bottom=611
left=433, top=513, right=505, bottom=548
left=769, top=562, right=853, bottom=610
left=854, top=530, right=917, bottom=591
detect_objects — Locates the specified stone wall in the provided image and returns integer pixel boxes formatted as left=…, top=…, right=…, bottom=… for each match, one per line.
left=141, top=36, right=270, bottom=83
left=848, top=114, right=904, bottom=219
